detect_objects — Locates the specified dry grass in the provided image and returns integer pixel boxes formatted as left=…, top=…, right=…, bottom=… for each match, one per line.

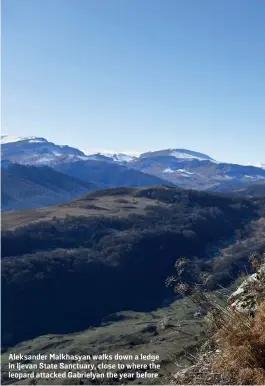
left=212, top=301, right=265, bottom=385
left=170, top=253, right=265, bottom=385
left=170, top=301, right=265, bottom=385
left=1, top=190, right=163, bottom=230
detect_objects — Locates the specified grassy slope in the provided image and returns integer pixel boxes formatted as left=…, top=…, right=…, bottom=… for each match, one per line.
left=1, top=297, right=206, bottom=385
left=1, top=284, right=237, bottom=386
left=1, top=186, right=166, bottom=230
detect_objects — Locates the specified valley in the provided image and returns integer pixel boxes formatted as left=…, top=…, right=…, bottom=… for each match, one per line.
left=2, top=185, right=265, bottom=352
left=2, top=1, right=265, bottom=382
left=1, top=137, right=265, bottom=385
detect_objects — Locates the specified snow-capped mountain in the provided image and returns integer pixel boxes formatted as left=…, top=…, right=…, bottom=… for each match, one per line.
left=140, top=148, right=215, bottom=162
left=2, top=135, right=265, bottom=193
left=1, top=135, right=47, bottom=144
left=1, top=136, right=170, bottom=202
left=86, top=152, right=137, bottom=164
left=1, top=136, right=138, bottom=166
left=84, top=149, right=138, bottom=164
left=1, top=135, right=89, bottom=165
left=129, top=149, right=265, bottom=191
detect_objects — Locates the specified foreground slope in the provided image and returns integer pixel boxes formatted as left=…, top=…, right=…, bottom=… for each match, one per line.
left=171, top=258, right=265, bottom=385
left=2, top=186, right=265, bottom=349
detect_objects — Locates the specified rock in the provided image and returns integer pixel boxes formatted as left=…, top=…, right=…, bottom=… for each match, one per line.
left=169, top=262, right=265, bottom=384
left=228, top=263, right=265, bottom=315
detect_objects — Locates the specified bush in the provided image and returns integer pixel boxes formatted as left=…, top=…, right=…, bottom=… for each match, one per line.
left=213, top=302, right=265, bottom=385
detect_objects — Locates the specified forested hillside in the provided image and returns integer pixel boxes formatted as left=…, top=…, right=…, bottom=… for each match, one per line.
left=2, top=186, right=265, bottom=348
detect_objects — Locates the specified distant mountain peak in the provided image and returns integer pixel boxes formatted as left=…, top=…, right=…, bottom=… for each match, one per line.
left=1, top=135, right=48, bottom=144
left=140, top=148, right=215, bottom=162
left=84, top=150, right=138, bottom=163
left=1, top=135, right=87, bottom=165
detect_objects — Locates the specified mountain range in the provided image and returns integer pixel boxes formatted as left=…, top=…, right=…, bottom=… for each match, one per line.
left=130, top=149, right=265, bottom=192
left=1, top=135, right=265, bottom=211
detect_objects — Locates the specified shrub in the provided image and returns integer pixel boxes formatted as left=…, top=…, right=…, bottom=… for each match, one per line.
left=212, top=301, right=265, bottom=385
left=169, top=252, right=265, bottom=385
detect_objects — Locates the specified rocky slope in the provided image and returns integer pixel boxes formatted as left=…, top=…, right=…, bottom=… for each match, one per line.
left=171, top=257, right=265, bottom=385
left=228, top=259, right=265, bottom=315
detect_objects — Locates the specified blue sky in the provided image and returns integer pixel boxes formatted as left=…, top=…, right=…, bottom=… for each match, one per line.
left=2, top=0, right=265, bottom=164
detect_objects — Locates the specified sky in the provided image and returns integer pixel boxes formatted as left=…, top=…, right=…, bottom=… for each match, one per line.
left=2, top=0, right=265, bottom=164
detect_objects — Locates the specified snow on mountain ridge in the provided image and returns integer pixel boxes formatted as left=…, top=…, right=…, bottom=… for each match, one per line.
left=170, top=150, right=213, bottom=161
left=162, top=167, right=175, bottom=174
left=247, top=162, right=265, bottom=170
left=84, top=149, right=139, bottom=163
left=1, top=135, right=47, bottom=144
left=2, top=136, right=264, bottom=170
left=176, top=169, right=194, bottom=175
left=1, top=135, right=88, bottom=166
left=140, top=148, right=217, bottom=162
left=90, top=153, right=136, bottom=163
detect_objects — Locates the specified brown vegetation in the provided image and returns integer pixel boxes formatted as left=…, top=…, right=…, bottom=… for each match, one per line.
left=212, top=301, right=265, bottom=385
left=170, top=252, right=265, bottom=385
